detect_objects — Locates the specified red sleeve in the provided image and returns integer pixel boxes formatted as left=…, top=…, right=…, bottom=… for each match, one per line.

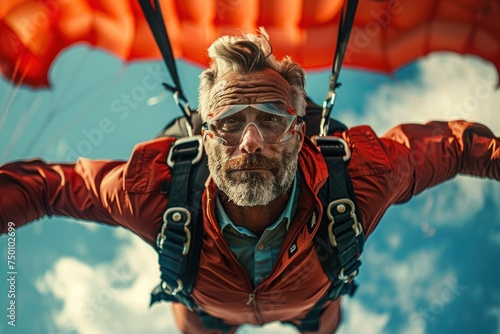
left=0, top=159, right=125, bottom=233
left=381, top=120, right=500, bottom=204
left=0, top=137, right=175, bottom=243
left=344, top=121, right=499, bottom=237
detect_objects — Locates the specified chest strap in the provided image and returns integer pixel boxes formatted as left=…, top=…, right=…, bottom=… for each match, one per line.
left=150, top=136, right=206, bottom=311
left=296, top=136, right=365, bottom=332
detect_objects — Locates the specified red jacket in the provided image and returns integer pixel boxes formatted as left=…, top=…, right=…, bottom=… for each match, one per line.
left=1, top=121, right=499, bottom=333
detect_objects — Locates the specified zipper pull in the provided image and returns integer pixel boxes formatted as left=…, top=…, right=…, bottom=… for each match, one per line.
left=246, top=293, right=255, bottom=305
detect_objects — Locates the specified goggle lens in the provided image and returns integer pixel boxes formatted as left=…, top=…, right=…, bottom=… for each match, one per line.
left=203, top=104, right=300, bottom=145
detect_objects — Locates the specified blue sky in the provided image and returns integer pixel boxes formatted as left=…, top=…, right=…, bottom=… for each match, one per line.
left=0, top=45, right=499, bottom=334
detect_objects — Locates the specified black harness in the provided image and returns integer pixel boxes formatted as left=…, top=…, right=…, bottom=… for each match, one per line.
left=137, top=0, right=363, bottom=330
left=150, top=122, right=365, bottom=332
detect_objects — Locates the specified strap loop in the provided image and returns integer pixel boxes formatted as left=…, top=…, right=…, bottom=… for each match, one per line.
left=161, top=279, right=184, bottom=296
left=157, top=208, right=192, bottom=255
left=311, top=136, right=351, bottom=161
left=167, top=136, right=203, bottom=168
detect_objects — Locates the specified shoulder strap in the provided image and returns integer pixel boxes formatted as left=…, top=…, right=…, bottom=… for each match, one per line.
left=150, top=136, right=207, bottom=310
left=297, top=135, right=365, bottom=332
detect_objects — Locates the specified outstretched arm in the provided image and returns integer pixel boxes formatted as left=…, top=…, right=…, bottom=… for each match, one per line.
left=0, top=159, right=124, bottom=232
left=382, top=120, right=499, bottom=203
left=0, top=137, right=174, bottom=244
left=351, top=120, right=499, bottom=237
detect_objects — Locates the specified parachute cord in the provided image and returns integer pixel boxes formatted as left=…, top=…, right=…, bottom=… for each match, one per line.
left=49, top=46, right=93, bottom=116
left=17, top=47, right=97, bottom=157
left=1, top=94, right=44, bottom=162
left=33, top=62, right=129, bottom=158
left=139, top=0, right=193, bottom=119
left=319, top=0, right=359, bottom=136
left=0, top=57, right=32, bottom=136
left=0, top=57, right=21, bottom=116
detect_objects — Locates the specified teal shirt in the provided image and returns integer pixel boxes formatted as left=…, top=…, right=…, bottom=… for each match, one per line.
left=216, top=173, right=300, bottom=287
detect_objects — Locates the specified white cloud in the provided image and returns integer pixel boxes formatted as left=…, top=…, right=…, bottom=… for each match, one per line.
left=352, top=53, right=500, bottom=134
left=237, top=322, right=298, bottom=334
left=347, top=54, right=500, bottom=231
left=35, top=229, right=302, bottom=334
left=36, top=230, right=177, bottom=334
left=336, top=299, right=389, bottom=334
left=400, top=272, right=469, bottom=334
left=386, top=232, right=402, bottom=250
left=434, top=177, right=496, bottom=225
left=488, top=307, right=500, bottom=333
left=360, top=243, right=470, bottom=334
left=374, top=248, right=443, bottom=314
left=490, top=232, right=500, bottom=245
left=402, top=176, right=496, bottom=229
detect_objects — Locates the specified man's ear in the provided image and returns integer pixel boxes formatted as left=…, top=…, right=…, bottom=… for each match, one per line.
left=297, top=121, right=306, bottom=151
left=201, top=130, right=211, bottom=150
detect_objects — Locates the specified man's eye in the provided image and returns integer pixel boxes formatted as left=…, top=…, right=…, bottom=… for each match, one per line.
left=225, top=117, right=238, bottom=124
left=263, top=115, right=279, bottom=122
left=219, top=117, right=241, bottom=132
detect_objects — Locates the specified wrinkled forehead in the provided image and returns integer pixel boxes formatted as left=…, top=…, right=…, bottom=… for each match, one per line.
left=209, top=69, right=293, bottom=111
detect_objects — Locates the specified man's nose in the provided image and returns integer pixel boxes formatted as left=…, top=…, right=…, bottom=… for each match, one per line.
left=239, top=124, right=264, bottom=154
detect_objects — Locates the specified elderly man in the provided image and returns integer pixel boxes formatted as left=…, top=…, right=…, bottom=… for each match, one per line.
left=1, top=31, right=499, bottom=334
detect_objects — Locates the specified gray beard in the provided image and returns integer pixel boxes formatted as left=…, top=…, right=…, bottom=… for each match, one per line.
left=206, top=141, right=300, bottom=206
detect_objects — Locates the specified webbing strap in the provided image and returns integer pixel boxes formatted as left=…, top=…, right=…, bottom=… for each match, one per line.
left=320, top=0, right=359, bottom=136
left=198, top=311, right=234, bottom=333
left=298, top=136, right=364, bottom=332
left=150, top=136, right=205, bottom=311
left=138, top=0, right=192, bottom=119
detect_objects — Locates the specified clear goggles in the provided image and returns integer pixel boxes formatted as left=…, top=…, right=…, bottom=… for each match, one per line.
left=202, top=103, right=303, bottom=146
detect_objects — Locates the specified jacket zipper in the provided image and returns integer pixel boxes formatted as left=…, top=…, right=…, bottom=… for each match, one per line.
left=246, top=292, right=264, bottom=324
left=246, top=293, right=255, bottom=305
left=206, top=191, right=264, bottom=325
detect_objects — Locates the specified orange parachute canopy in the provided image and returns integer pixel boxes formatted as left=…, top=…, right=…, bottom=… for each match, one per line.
left=0, top=0, right=499, bottom=88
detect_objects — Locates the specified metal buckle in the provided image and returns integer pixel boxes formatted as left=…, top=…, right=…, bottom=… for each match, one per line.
left=326, top=199, right=362, bottom=247
left=339, top=268, right=358, bottom=282
left=167, top=135, right=203, bottom=168
left=161, top=279, right=183, bottom=296
left=156, top=207, right=192, bottom=255
left=319, top=90, right=336, bottom=137
left=311, top=136, right=351, bottom=162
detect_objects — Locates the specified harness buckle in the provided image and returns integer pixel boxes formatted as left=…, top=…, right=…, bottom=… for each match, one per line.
left=161, top=279, right=183, bottom=296
left=338, top=268, right=358, bottom=282
left=326, top=198, right=361, bottom=247
left=167, top=135, right=203, bottom=168
left=326, top=198, right=363, bottom=283
left=311, top=136, right=351, bottom=162
left=156, top=207, right=192, bottom=255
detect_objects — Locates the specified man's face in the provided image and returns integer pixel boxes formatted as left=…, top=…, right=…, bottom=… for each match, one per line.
left=203, top=69, right=305, bottom=206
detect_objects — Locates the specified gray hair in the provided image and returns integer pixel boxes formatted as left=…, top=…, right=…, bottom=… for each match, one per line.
left=198, top=29, right=307, bottom=121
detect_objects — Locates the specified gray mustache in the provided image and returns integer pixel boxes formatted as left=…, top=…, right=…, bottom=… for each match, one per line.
left=225, top=153, right=281, bottom=171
